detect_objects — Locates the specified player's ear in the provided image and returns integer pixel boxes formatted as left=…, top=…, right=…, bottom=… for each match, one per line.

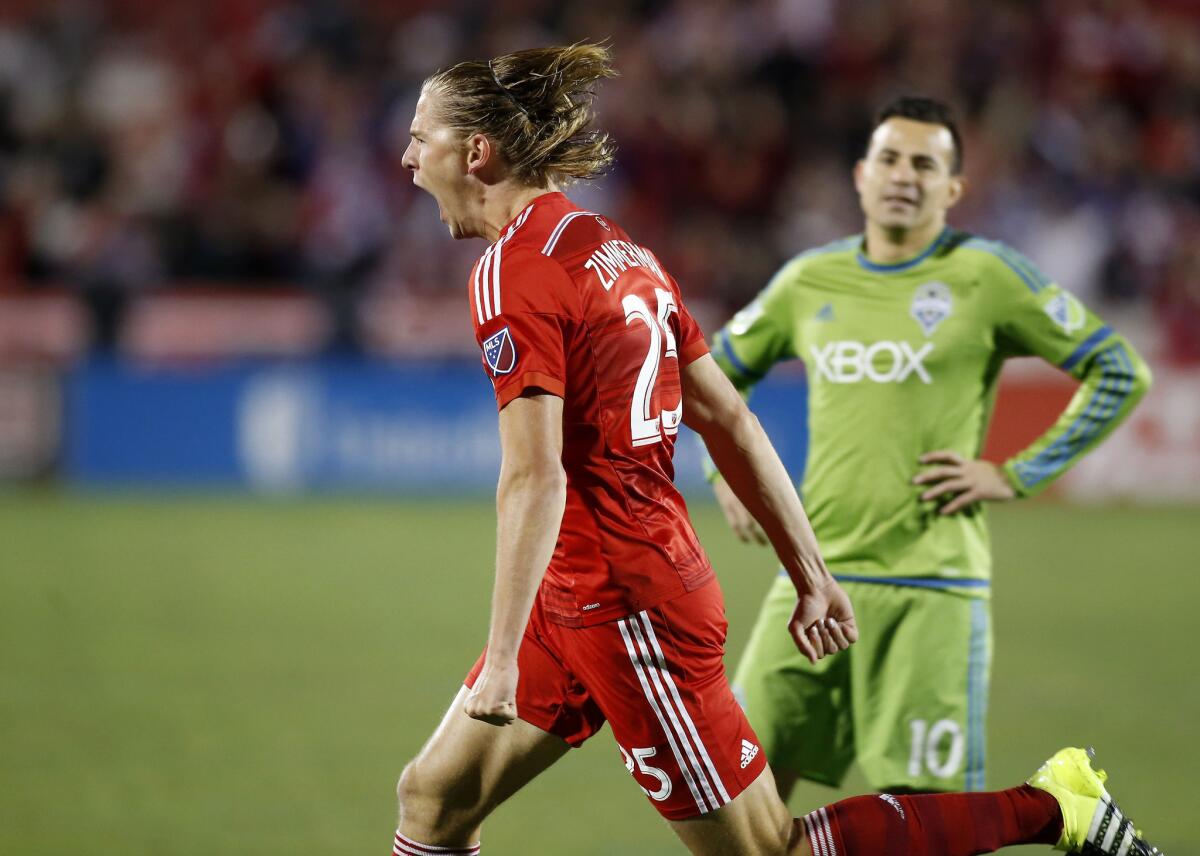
left=945, top=174, right=967, bottom=209
left=465, top=133, right=494, bottom=176
left=852, top=160, right=866, bottom=194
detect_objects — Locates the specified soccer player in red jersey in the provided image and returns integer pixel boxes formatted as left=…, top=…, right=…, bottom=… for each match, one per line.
left=390, top=44, right=1161, bottom=856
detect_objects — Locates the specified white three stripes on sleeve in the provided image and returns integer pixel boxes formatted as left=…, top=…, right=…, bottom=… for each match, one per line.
left=473, top=204, right=535, bottom=325
left=491, top=236, right=503, bottom=317
left=474, top=246, right=493, bottom=324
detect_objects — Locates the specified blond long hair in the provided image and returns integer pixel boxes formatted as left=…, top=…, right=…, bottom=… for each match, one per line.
left=424, top=43, right=618, bottom=187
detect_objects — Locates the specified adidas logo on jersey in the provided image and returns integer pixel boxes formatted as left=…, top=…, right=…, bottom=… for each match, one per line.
left=740, top=739, right=760, bottom=769
left=810, top=340, right=933, bottom=384
left=815, top=303, right=835, bottom=322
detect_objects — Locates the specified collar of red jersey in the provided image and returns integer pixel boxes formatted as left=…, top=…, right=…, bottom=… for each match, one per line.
left=498, top=191, right=570, bottom=236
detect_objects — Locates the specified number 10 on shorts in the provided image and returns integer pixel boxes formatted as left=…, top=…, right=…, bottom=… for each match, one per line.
left=907, top=718, right=965, bottom=779
left=619, top=745, right=673, bottom=801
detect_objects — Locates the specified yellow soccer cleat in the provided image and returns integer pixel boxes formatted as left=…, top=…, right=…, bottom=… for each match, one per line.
left=1027, top=747, right=1164, bottom=855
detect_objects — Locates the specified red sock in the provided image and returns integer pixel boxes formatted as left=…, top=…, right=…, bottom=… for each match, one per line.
left=393, top=830, right=481, bottom=855
left=802, top=785, right=1062, bottom=856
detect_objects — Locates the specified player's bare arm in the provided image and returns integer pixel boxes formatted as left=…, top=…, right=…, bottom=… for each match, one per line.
left=712, top=476, right=769, bottom=545
left=465, top=392, right=566, bottom=726
left=680, top=354, right=857, bottom=663
left=912, top=450, right=1016, bottom=515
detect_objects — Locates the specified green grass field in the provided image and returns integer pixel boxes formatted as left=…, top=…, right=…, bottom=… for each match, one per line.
left=1, top=493, right=1194, bottom=855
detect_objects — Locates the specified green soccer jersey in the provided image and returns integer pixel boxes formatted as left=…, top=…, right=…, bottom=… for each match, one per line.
left=711, top=227, right=1151, bottom=591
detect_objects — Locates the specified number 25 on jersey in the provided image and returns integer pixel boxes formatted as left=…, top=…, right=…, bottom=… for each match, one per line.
left=622, top=287, right=682, bottom=447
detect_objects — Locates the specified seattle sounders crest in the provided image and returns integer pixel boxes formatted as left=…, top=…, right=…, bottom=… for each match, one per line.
left=1042, top=292, right=1085, bottom=333
left=910, top=282, right=953, bottom=336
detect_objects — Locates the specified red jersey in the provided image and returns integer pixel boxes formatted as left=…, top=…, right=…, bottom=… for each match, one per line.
left=470, top=192, right=714, bottom=627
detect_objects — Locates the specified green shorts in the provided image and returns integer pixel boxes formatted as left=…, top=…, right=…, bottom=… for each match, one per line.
left=732, top=574, right=991, bottom=792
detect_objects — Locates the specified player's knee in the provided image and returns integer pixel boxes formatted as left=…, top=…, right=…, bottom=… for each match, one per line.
left=397, top=759, right=441, bottom=812
left=396, top=758, right=481, bottom=834
left=396, top=761, right=415, bottom=806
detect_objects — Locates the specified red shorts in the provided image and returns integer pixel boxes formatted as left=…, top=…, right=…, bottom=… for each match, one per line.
left=465, top=578, right=768, bottom=820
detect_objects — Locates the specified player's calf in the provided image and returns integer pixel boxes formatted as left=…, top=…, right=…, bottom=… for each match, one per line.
left=795, top=785, right=1062, bottom=855
left=390, top=686, right=570, bottom=853
left=793, top=748, right=1168, bottom=856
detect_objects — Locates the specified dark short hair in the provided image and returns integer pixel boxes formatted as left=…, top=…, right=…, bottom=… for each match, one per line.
left=871, top=96, right=963, bottom=174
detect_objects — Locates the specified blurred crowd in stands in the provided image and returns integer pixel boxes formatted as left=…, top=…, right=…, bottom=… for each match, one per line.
left=0, top=0, right=1197, bottom=360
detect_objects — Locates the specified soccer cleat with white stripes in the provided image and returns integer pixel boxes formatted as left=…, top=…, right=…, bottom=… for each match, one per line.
left=1026, top=747, right=1164, bottom=855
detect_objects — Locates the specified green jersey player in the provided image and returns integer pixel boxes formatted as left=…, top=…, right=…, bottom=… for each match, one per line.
left=707, top=97, right=1151, bottom=798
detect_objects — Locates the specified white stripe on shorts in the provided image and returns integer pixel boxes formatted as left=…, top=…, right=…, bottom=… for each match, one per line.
left=624, top=615, right=724, bottom=811
left=618, top=617, right=712, bottom=813
left=634, top=611, right=732, bottom=804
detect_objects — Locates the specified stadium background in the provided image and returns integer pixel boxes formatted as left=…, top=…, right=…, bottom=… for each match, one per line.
left=0, top=1, right=1196, bottom=853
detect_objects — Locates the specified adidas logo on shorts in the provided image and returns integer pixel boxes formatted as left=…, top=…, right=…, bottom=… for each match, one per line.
left=740, top=739, right=759, bottom=769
